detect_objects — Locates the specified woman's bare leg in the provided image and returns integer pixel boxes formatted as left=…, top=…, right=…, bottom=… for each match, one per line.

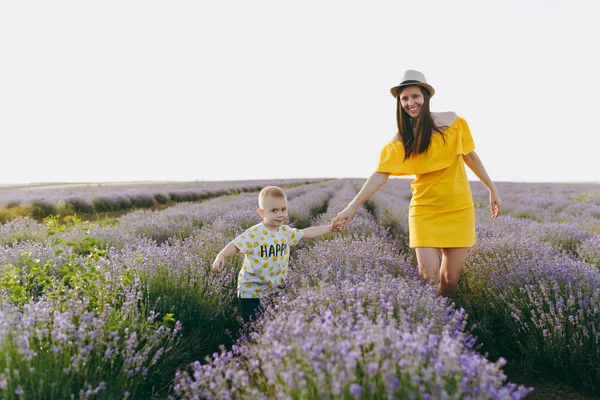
left=439, top=247, right=468, bottom=298
left=415, top=247, right=441, bottom=285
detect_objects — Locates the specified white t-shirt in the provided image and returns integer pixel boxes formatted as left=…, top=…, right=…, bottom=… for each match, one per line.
left=232, top=222, right=304, bottom=298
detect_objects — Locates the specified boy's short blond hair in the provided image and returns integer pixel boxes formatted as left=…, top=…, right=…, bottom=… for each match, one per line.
left=258, top=186, right=287, bottom=208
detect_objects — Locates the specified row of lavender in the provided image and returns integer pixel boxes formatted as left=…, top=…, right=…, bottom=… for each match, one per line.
left=0, top=180, right=345, bottom=399
left=171, top=180, right=531, bottom=399
left=0, top=178, right=321, bottom=223
left=372, top=178, right=600, bottom=392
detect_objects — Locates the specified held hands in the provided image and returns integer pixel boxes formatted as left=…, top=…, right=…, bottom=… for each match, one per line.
left=490, top=190, right=502, bottom=219
left=212, top=254, right=225, bottom=274
left=331, top=206, right=356, bottom=231
left=329, top=219, right=345, bottom=233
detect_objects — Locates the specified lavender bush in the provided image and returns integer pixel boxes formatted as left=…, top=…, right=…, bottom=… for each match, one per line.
left=369, top=178, right=600, bottom=392
left=0, top=236, right=180, bottom=399
left=457, top=227, right=600, bottom=390
left=172, top=227, right=531, bottom=399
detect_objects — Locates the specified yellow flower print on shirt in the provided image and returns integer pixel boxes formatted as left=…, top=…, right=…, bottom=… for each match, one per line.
left=234, top=222, right=305, bottom=299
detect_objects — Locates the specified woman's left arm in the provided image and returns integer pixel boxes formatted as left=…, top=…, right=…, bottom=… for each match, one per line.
left=463, top=151, right=501, bottom=219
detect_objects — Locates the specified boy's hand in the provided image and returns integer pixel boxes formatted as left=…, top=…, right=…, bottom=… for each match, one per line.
left=212, top=255, right=225, bottom=274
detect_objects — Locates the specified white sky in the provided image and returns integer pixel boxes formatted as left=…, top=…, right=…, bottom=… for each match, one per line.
left=1, top=0, right=599, bottom=184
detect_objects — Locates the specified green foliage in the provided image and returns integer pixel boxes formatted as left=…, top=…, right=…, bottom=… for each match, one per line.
left=0, top=247, right=109, bottom=310
left=513, top=211, right=543, bottom=222
left=0, top=207, right=17, bottom=224
left=568, top=192, right=595, bottom=202
left=363, top=199, right=377, bottom=216
left=140, top=258, right=240, bottom=395
left=92, top=197, right=112, bottom=212
left=0, top=216, right=112, bottom=308
left=60, top=197, right=94, bottom=214
left=128, top=194, right=155, bottom=208
left=154, top=193, right=169, bottom=204
left=25, top=200, right=57, bottom=220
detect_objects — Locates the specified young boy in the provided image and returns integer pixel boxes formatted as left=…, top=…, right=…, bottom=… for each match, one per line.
left=212, top=185, right=340, bottom=322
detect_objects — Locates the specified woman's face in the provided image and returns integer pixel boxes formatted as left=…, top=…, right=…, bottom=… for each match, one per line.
left=399, top=86, right=424, bottom=118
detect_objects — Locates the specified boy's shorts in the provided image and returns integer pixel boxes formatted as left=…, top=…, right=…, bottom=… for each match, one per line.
left=238, top=297, right=262, bottom=323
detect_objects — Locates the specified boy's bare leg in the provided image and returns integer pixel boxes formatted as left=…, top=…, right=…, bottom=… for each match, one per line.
left=415, top=247, right=441, bottom=285
left=439, top=248, right=468, bottom=298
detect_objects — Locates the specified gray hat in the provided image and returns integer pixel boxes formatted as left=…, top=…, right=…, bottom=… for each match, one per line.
left=390, top=69, right=435, bottom=98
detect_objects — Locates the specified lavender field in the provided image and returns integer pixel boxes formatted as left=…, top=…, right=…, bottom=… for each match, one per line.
left=0, top=178, right=598, bottom=399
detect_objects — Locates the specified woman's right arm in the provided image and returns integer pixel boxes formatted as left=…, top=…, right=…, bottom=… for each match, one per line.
left=333, top=172, right=390, bottom=228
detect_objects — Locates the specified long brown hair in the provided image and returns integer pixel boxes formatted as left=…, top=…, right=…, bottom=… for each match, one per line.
left=396, top=86, right=443, bottom=161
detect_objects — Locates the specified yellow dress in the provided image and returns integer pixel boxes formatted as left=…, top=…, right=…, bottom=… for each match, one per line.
left=376, top=117, right=476, bottom=248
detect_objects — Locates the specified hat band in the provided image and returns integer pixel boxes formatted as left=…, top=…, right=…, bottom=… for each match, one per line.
left=400, top=79, right=421, bottom=85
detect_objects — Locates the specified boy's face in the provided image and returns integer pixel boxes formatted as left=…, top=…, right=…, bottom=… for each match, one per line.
left=258, top=196, right=288, bottom=229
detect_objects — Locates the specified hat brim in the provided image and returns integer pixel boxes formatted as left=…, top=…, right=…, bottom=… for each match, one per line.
left=390, top=82, right=435, bottom=98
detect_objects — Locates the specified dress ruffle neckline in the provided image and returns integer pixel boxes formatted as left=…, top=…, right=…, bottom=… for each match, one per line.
left=376, top=117, right=475, bottom=176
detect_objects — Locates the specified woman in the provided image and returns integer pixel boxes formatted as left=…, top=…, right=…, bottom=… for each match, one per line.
left=332, top=69, right=501, bottom=298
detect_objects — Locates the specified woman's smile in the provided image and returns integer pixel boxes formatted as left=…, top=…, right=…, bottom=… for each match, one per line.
left=400, top=85, right=425, bottom=117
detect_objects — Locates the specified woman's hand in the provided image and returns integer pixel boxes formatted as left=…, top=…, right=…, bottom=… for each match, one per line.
left=489, top=190, right=502, bottom=219
left=332, top=206, right=357, bottom=230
